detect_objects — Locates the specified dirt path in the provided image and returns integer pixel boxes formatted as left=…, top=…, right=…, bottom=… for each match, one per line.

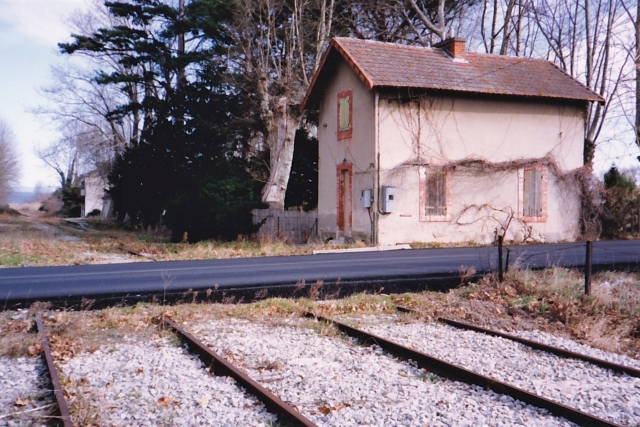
left=0, top=214, right=140, bottom=267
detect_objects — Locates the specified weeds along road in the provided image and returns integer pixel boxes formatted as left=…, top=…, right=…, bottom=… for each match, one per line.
left=1, top=240, right=639, bottom=310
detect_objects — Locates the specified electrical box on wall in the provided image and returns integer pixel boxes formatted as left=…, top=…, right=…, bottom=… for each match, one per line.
left=360, top=189, right=372, bottom=208
left=381, top=186, right=396, bottom=213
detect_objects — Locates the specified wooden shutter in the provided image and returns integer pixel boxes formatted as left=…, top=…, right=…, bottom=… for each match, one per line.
left=425, top=168, right=446, bottom=216
left=339, top=95, right=350, bottom=131
left=523, top=169, right=542, bottom=217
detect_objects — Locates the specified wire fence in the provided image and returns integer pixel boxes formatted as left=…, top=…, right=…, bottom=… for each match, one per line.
left=252, top=209, right=318, bottom=244
left=497, top=239, right=640, bottom=295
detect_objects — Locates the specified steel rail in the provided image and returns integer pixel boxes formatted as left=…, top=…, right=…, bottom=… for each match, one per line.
left=396, top=306, right=640, bottom=378
left=439, top=316, right=640, bottom=378
left=307, top=312, right=622, bottom=427
left=35, top=313, right=73, bottom=427
left=162, top=316, right=317, bottom=427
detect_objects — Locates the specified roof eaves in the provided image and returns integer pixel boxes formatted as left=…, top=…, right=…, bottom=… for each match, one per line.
left=332, top=38, right=376, bottom=90
left=300, top=42, right=335, bottom=112
left=376, top=85, right=601, bottom=105
left=547, top=61, right=606, bottom=104
left=301, top=38, right=377, bottom=112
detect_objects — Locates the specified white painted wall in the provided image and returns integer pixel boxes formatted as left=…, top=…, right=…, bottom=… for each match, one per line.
left=376, top=96, right=584, bottom=245
left=81, top=173, right=106, bottom=217
left=317, top=60, right=376, bottom=240
left=316, top=62, right=585, bottom=245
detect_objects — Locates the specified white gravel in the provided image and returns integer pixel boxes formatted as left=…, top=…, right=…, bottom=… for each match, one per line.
left=349, top=314, right=640, bottom=426
left=509, top=329, right=640, bottom=369
left=189, top=317, right=578, bottom=427
left=0, top=356, right=50, bottom=427
left=58, top=336, right=277, bottom=426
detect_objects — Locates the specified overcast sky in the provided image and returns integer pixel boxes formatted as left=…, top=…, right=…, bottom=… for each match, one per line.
left=0, top=0, right=638, bottom=191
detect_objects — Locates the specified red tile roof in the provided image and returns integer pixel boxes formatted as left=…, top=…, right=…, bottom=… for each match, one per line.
left=302, top=37, right=605, bottom=110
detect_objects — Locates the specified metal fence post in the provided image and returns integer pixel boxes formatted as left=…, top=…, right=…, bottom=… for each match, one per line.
left=585, top=241, right=592, bottom=296
left=498, top=235, right=504, bottom=283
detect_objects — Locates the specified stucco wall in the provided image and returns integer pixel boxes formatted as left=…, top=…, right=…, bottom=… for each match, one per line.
left=82, top=174, right=106, bottom=217
left=376, top=96, right=584, bottom=245
left=317, top=60, right=376, bottom=239
left=316, top=62, right=585, bottom=245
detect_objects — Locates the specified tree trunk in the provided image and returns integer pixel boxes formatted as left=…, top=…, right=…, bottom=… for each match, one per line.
left=490, top=0, right=498, bottom=53
left=499, top=0, right=517, bottom=55
left=261, top=97, right=302, bottom=209
left=636, top=0, right=640, bottom=153
left=584, top=137, right=596, bottom=169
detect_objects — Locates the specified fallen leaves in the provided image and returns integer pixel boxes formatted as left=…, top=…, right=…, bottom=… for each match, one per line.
left=318, top=402, right=350, bottom=414
left=27, top=343, right=42, bottom=357
left=14, top=397, right=30, bottom=407
left=157, top=395, right=173, bottom=407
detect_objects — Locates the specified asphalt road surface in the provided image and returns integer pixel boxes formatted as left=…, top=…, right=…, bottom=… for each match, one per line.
left=1, top=240, right=639, bottom=310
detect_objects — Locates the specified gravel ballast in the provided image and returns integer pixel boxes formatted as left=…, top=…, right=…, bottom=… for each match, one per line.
left=510, top=329, right=640, bottom=369
left=189, top=317, right=578, bottom=427
left=0, top=356, right=50, bottom=427
left=57, top=336, right=277, bottom=427
left=349, top=314, right=640, bottom=426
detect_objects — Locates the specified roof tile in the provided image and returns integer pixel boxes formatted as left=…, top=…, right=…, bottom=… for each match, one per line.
left=302, top=38, right=604, bottom=110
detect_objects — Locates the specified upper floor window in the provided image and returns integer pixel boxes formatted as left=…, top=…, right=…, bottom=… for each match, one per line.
left=337, top=90, right=353, bottom=140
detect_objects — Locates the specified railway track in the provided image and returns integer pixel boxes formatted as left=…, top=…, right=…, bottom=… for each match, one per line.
left=3, top=311, right=638, bottom=426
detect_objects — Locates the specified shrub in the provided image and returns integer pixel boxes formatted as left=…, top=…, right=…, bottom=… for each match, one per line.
left=600, top=166, right=640, bottom=239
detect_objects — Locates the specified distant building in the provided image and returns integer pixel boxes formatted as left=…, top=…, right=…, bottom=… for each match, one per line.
left=80, top=171, right=109, bottom=218
left=302, top=37, right=604, bottom=245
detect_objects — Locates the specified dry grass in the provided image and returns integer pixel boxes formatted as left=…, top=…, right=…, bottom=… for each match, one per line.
left=395, top=267, right=640, bottom=358
left=0, top=215, right=370, bottom=267
left=1, top=269, right=637, bottom=425
left=3, top=266, right=637, bottom=360
left=0, top=215, right=88, bottom=266
left=16, top=304, right=179, bottom=425
left=0, top=309, right=41, bottom=358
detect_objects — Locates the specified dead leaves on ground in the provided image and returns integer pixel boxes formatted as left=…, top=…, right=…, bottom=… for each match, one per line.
left=157, top=395, right=174, bottom=407
left=318, top=402, right=350, bottom=415
left=14, top=397, right=31, bottom=407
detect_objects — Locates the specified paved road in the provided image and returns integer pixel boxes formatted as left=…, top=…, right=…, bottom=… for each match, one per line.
left=1, top=240, right=639, bottom=310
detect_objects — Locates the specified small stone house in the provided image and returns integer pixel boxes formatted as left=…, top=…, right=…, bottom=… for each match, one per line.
left=301, top=37, right=604, bottom=246
left=80, top=171, right=108, bottom=217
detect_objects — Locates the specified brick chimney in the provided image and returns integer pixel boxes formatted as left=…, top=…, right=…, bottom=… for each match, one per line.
left=434, top=37, right=466, bottom=59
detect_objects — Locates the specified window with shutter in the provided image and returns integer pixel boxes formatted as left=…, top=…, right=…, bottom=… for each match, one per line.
left=337, top=90, right=352, bottom=139
left=520, top=167, right=546, bottom=222
left=523, top=170, right=542, bottom=217
left=339, top=96, right=350, bottom=131
left=425, top=168, right=447, bottom=216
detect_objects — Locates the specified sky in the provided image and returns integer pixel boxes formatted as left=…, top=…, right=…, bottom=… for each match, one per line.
left=0, top=0, right=638, bottom=192
left=0, top=0, right=89, bottom=191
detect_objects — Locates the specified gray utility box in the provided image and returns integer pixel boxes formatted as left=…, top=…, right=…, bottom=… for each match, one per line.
left=360, top=189, right=372, bottom=208
left=381, top=186, right=396, bottom=213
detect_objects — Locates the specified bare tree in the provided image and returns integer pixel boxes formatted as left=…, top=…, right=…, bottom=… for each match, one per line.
left=620, top=0, right=639, bottom=153
left=38, top=0, right=141, bottom=149
left=36, top=63, right=132, bottom=161
left=532, top=0, right=631, bottom=168
left=336, top=0, right=417, bottom=43
left=37, top=122, right=107, bottom=189
left=636, top=0, right=640, bottom=152
left=34, top=0, right=143, bottom=190
left=405, top=0, right=447, bottom=42
left=232, top=0, right=337, bottom=209
left=0, top=119, right=20, bottom=205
